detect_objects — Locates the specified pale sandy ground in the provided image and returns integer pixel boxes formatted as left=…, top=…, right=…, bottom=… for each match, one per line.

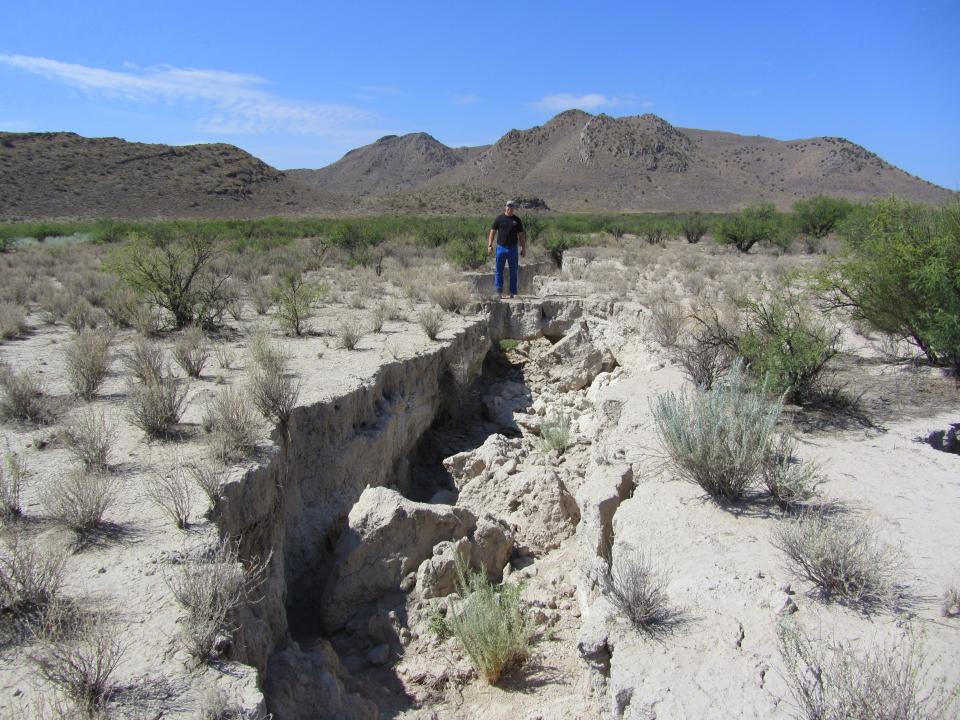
left=1, top=241, right=958, bottom=719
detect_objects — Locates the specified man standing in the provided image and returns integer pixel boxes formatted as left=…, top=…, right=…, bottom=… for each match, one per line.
left=487, top=200, right=526, bottom=298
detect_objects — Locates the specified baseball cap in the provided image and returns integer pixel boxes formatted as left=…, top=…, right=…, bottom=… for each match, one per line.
left=505, top=200, right=516, bottom=208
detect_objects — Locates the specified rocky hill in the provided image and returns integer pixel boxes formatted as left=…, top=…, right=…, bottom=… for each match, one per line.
left=0, top=132, right=349, bottom=220
left=2, top=113, right=955, bottom=220
left=307, top=110, right=956, bottom=212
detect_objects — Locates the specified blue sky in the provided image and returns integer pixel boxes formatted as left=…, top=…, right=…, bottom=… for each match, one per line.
left=1, top=0, right=958, bottom=189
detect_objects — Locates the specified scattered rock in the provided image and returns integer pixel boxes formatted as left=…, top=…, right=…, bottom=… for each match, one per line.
left=367, top=644, right=391, bottom=666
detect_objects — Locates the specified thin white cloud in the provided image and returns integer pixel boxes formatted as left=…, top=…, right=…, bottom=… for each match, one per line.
left=529, top=92, right=652, bottom=113
left=0, top=53, right=370, bottom=137
left=451, top=93, right=480, bottom=105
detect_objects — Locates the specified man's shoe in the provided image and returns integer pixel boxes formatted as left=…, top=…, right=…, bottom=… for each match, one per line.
left=509, top=293, right=516, bottom=298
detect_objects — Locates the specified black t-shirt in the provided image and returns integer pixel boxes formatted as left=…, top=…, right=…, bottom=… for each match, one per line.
left=491, top=214, right=524, bottom=247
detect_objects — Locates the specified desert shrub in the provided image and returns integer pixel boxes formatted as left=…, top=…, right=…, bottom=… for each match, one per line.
left=762, top=435, right=821, bottom=509
left=652, top=362, right=781, bottom=501
left=0, top=451, right=27, bottom=519
left=681, top=213, right=711, bottom=244
left=122, top=337, right=165, bottom=386
left=541, top=230, right=581, bottom=266
left=793, top=195, right=853, bottom=239
left=818, top=199, right=960, bottom=370
left=129, top=376, right=187, bottom=438
left=40, top=291, right=72, bottom=325
left=41, top=469, right=118, bottom=532
left=0, top=364, right=57, bottom=425
left=601, top=546, right=671, bottom=630
left=736, top=288, right=841, bottom=404
left=369, top=306, right=386, bottom=333
left=65, top=330, right=113, bottom=401
left=417, top=306, right=445, bottom=340
left=447, top=555, right=532, bottom=684
left=943, top=586, right=960, bottom=618
left=31, top=613, right=128, bottom=719
left=772, top=511, right=899, bottom=607
left=335, top=320, right=366, bottom=350
left=205, top=386, right=260, bottom=463
left=65, top=299, right=102, bottom=333
left=272, top=271, right=323, bottom=336
left=187, top=460, right=227, bottom=511
left=540, top=414, right=572, bottom=455
left=200, top=687, right=269, bottom=720
left=646, top=303, right=686, bottom=348
left=213, top=343, right=236, bottom=370
left=146, top=462, right=194, bottom=529
left=777, top=622, right=958, bottom=720
left=499, top=338, right=520, bottom=352
left=250, top=279, right=275, bottom=315
left=0, top=533, right=65, bottom=618
left=669, top=336, right=732, bottom=390
left=108, top=231, right=227, bottom=329
left=247, top=349, right=300, bottom=427
left=165, top=537, right=269, bottom=662
left=428, top=283, right=472, bottom=313
left=102, top=283, right=140, bottom=328
left=445, top=237, right=487, bottom=270
left=643, top=224, right=667, bottom=246
left=715, top=204, right=785, bottom=252
left=0, top=302, right=27, bottom=340
left=172, top=325, right=210, bottom=378
left=63, top=409, right=117, bottom=473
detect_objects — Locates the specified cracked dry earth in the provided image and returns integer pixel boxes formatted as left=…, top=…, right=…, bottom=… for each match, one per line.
left=2, top=248, right=959, bottom=720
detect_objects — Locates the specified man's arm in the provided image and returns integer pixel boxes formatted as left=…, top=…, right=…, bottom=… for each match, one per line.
left=518, top=231, right=527, bottom=257
left=487, top=228, right=496, bottom=255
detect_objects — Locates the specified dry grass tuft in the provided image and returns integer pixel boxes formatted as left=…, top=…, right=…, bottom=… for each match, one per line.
left=646, top=303, right=686, bottom=348
left=247, top=342, right=300, bottom=427
left=0, top=302, right=27, bottom=340
left=0, top=533, right=65, bottom=617
left=0, top=451, right=28, bottom=520
left=122, top=336, right=165, bottom=386
left=0, top=363, right=58, bottom=425
left=778, top=622, right=958, bottom=720
left=172, top=325, right=210, bottom=378
left=601, top=546, right=673, bottom=631
left=129, top=376, right=187, bottom=438
left=428, top=284, right=472, bottom=313
left=417, top=306, right=445, bottom=340
left=146, top=460, right=195, bottom=529
left=335, top=319, right=366, bottom=350
left=165, top=537, right=270, bottom=662
left=204, top=386, right=260, bottom=463
left=40, top=469, right=118, bottom=532
left=187, top=459, right=227, bottom=512
left=63, top=408, right=118, bottom=473
left=772, top=511, right=900, bottom=608
left=65, top=330, right=114, bottom=401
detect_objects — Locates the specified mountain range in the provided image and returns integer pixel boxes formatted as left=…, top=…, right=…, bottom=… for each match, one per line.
left=1, top=111, right=954, bottom=220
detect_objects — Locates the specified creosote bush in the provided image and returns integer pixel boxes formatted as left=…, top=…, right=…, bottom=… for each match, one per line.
left=715, top=204, right=785, bottom=252
left=772, top=511, right=899, bottom=607
left=0, top=364, right=57, bottom=425
left=205, top=385, right=260, bottom=463
left=63, top=408, right=118, bottom=473
left=417, top=306, right=445, bottom=340
left=65, top=330, right=114, bottom=401
left=335, top=319, right=366, bottom=350
left=447, top=554, right=532, bottom=684
left=778, top=622, right=958, bottom=720
left=793, top=195, right=853, bottom=239
left=681, top=213, right=710, bottom=244
left=172, top=325, right=210, bottom=378
left=652, top=362, right=781, bottom=501
left=601, top=546, right=672, bottom=630
left=165, top=537, right=270, bottom=662
left=129, top=376, right=187, bottom=438
left=41, top=469, right=118, bottom=532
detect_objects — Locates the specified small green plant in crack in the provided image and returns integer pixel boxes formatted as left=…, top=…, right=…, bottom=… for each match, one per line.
left=539, top=414, right=572, bottom=455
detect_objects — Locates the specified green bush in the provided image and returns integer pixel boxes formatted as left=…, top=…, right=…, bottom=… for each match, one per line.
left=652, top=361, right=781, bottom=501
left=818, top=198, right=960, bottom=370
left=447, top=555, right=532, bottom=684
left=735, top=287, right=841, bottom=404
left=715, top=204, right=785, bottom=252
left=445, top=237, right=488, bottom=270
left=272, top=271, right=324, bottom=336
left=793, top=196, right=853, bottom=239
left=680, top=213, right=711, bottom=243
left=541, top=230, right=581, bottom=266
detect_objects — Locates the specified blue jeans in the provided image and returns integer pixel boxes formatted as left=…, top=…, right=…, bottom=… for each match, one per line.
left=494, top=245, right=519, bottom=295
